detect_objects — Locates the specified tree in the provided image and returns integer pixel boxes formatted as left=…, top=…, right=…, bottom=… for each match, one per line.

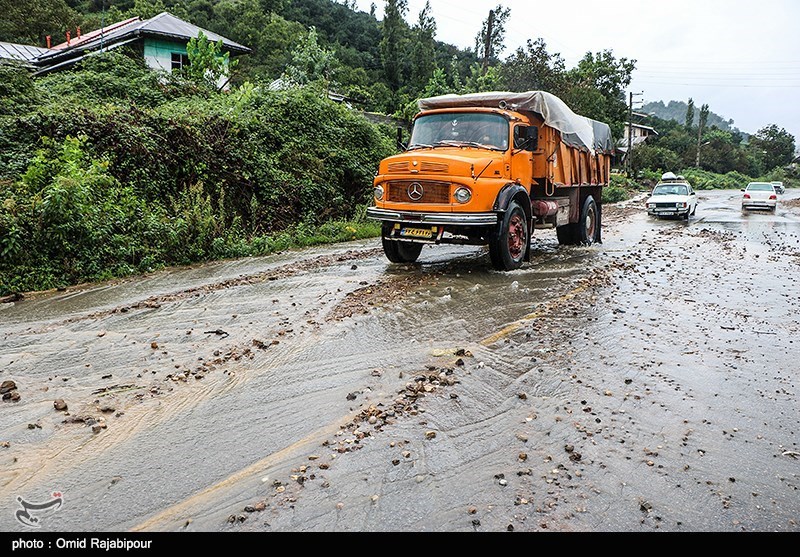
left=282, top=26, right=338, bottom=93
left=379, top=0, right=408, bottom=92
left=185, top=31, right=235, bottom=89
left=500, top=38, right=566, bottom=94
left=0, top=0, right=80, bottom=45
left=685, top=98, right=695, bottom=130
left=409, top=1, right=436, bottom=92
left=632, top=145, right=681, bottom=176
left=749, top=124, right=796, bottom=171
left=695, top=103, right=709, bottom=167
left=474, top=4, right=510, bottom=74
left=563, top=50, right=636, bottom=137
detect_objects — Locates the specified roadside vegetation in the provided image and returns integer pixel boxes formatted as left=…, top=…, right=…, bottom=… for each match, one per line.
left=0, top=55, right=393, bottom=294
left=1, top=0, right=797, bottom=294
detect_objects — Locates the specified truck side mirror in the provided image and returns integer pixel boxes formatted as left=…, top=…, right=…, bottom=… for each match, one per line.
left=515, top=126, right=539, bottom=151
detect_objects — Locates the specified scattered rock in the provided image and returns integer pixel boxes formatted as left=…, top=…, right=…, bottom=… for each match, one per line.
left=54, top=399, right=68, bottom=411
left=0, top=441, right=9, bottom=448
left=0, top=380, right=17, bottom=394
left=425, top=431, right=437, bottom=440
left=467, top=506, right=477, bottom=515
left=346, top=392, right=358, bottom=401
left=565, top=444, right=575, bottom=453
left=27, top=423, right=41, bottom=430
left=517, top=392, right=527, bottom=400
left=515, top=433, right=528, bottom=443
left=518, top=453, right=528, bottom=462
left=150, top=342, right=158, bottom=350
left=100, top=406, right=115, bottom=414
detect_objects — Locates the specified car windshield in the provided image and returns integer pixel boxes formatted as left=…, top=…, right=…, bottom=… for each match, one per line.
left=652, top=184, right=688, bottom=196
left=747, top=183, right=774, bottom=192
left=409, top=113, right=510, bottom=151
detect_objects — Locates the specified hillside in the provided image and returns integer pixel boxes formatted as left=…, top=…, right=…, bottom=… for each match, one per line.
left=642, top=100, right=741, bottom=134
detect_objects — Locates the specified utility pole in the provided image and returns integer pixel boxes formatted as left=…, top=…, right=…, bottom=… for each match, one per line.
left=626, top=91, right=644, bottom=177
left=482, top=9, right=494, bottom=75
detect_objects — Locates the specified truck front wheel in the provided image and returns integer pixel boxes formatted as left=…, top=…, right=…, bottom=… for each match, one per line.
left=489, top=201, right=528, bottom=271
left=382, top=227, right=423, bottom=264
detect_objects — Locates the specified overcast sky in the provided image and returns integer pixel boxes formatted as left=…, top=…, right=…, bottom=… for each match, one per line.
left=355, top=0, right=800, bottom=146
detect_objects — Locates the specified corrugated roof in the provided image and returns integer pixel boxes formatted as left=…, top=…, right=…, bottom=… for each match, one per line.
left=52, top=17, right=141, bottom=50
left=39, top=12, right=250, bottom=62
left=0, top=41, right=55, bottom=62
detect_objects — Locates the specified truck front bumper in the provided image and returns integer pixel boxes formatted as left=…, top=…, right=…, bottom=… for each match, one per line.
left=366, top=207, right=499, bottom=227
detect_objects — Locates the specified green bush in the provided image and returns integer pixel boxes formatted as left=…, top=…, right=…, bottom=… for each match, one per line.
left=602, top=184, right=630, bottom=203
left=0, top=53, right=396, bottom=294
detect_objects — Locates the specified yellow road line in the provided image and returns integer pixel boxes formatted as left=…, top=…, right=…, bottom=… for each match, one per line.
left=131, top=421, right=342, bottom=531
left=480, top=282, right=590, bottom=346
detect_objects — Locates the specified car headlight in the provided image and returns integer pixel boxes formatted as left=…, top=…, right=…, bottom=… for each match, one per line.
left=647, top=203, right=655, bottom=209
left=454, top=187, right=472, bottom=204
left=374, top=185, right=384, bottom=201
left=676, top=202, right=686, bottom=208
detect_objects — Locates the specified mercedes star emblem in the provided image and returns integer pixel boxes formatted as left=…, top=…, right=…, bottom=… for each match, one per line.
left=407, top=182, right=424, bottom=201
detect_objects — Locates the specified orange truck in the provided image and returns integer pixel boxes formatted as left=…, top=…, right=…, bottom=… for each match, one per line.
left=367, top=91, right=614, bottom=270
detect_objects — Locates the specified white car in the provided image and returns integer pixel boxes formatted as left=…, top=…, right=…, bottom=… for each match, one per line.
left=646, top=178, right=698, bottom=220
left=742, top=182, right=778, bottom=212
left=771, top=181, right=785, bottom=194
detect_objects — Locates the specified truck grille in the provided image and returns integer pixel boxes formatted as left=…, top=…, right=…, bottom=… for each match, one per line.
left=387, top=181, right=451, bottom=204
left=387, top=162, right=408, bottom=173
left=420, top=162, right=448, bottom=173
left=655, top=202, right=677, bottom=208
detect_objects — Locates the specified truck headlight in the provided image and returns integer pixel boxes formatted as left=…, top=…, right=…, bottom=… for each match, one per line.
left=676, top=202, right=686, bottom=208
left=374, top=185, right=384, bottom=201
left=647, top=203, right=655, bottom=209
left=454, top=187, right=472, bottom=204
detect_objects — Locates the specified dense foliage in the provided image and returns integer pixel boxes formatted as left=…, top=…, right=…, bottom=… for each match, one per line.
left=0, top=54, right=394, bottom=294
left=1, top=0, right=798, bottom=293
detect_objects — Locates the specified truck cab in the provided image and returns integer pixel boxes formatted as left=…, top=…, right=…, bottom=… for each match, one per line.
left=367, top=91, right=613, bottom=270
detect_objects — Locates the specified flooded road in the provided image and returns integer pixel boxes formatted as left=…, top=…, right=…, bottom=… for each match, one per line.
left=1, top=189, right=798, bottom=532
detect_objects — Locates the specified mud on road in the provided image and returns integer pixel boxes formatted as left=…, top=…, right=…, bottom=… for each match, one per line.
left=1, top=190, right=799, bottom=532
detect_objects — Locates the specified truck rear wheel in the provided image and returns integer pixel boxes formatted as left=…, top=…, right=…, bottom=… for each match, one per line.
left=556, top=223, right=580, bottom=245
left=489, top=201, right=528, bottom=271
left=578, top=196, right=599, bottom=245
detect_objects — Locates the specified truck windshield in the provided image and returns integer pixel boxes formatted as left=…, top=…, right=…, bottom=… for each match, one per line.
left=409, top=113, right=510, bottom=151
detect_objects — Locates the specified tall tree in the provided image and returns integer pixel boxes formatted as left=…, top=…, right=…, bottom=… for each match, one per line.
left=685, top=98, right=695, bottom=130
left=379, top=0, right=408, bottom=92
left=409, top=1, right=436, bottom=92
left=695, top=103, right=710, bottom=167
left=474, top=4, right=510, bottom=74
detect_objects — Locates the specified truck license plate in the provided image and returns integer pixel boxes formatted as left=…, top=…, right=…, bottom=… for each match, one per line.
left=400, top=227, right=434, bottom=239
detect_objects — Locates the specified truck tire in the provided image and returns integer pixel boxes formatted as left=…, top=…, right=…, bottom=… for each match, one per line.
left=556, top=223, right=579, bottom=245
left=489, top=201, right=528, bottom=271
left=381, top=227, right=423, bottom=263
left=578, top=196, right=599, bottom=245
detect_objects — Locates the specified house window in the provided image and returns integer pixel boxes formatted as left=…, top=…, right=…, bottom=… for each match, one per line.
left=170, top=53, right=189, bottom=71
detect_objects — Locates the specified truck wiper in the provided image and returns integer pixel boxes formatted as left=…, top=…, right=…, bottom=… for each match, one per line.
left=433, top=140, right=498, bottom=150
left=407, top=144, right=435, bottom=150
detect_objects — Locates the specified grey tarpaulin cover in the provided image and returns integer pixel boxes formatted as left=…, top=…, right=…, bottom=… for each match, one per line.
left=418, top=91, right=614, bottom=154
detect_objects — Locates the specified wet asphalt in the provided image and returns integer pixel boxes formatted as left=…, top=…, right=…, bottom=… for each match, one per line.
left=0, top=189, right=798, bottom=532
